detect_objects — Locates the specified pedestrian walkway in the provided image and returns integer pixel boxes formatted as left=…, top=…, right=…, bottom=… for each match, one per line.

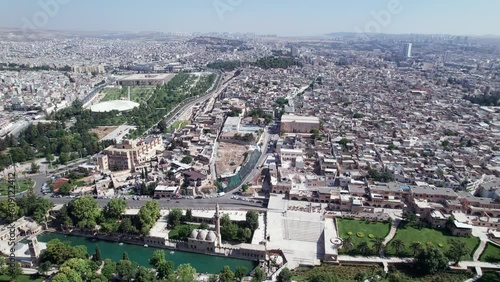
left=380, top=218, right=400, bottom=257
left=473, top=239, right=487, bottom=261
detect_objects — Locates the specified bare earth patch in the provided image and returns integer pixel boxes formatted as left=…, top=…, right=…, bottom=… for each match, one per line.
left=90, top=126, right=119, bottom=140
left=215, top=143, right=248, bottom=176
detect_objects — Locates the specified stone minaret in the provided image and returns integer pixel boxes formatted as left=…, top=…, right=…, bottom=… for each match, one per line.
left=27, top=235, right=40, bottom=265
left=215, top=203, right=221, bottom=247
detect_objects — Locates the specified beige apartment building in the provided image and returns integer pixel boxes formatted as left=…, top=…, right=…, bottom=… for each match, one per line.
left=102, top=136, right=163, bottom=171
left=280, top=115, right=320, bottom=133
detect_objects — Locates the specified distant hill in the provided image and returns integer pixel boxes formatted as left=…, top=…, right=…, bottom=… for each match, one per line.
left=188, top=36, right=244, bottom=46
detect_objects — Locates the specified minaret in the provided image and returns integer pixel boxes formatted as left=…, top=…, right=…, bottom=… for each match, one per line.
left=128, top=86, right=131, bottom=101
left=215, top=203, right=221, bottom=247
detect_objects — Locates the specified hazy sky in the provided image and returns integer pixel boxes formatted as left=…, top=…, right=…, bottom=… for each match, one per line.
left=0, top=0, right=498, bottom=36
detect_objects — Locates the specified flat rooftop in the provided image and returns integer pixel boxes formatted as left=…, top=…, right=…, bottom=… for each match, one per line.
left=281, top=115, right=320, bottom=123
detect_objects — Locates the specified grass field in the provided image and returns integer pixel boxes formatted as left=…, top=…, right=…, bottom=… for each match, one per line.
left=100, top=86, right=155, bottom=103
left=292, top=264, right=473, bottom=282
left=0, top=178, right=35, bottom=196
left=336, top=218, right=391, bottom=254
left=479, top=242, right=500, bottom=263
left=0, top=274, right=46, bottom=282
left=170, top=120, right=189, bottom=131
left=386, top=222, right=480, bottom=258
left=168, top=224, right=200, bottom=240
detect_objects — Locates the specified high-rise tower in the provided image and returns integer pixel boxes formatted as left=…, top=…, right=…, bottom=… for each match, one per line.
left=402, top=43, right=412, bottom=59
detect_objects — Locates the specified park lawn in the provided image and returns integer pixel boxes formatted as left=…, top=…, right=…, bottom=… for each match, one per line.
left=0, top=274, right=46, bottom=282
left=293, top=264, right=384, bottom=282
left=386, top=222, right=480, bottom=259
left=479, top=242, right=500, bottom=263
left=100, top=86, right=155, bottom=103
left=170, top=120, right=189, bottom=131
left=336, top=218, right=391, bottom=253
left=168, top=224, right=200, bottom=240
left=292, top=264, right=473, bottom=282
left=0, top=178, right=35, bottom=196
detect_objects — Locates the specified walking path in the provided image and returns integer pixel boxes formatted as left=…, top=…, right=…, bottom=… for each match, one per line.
left=473, top=239, right=488, bottom=261
left=380, top=218, right=400, bottom=257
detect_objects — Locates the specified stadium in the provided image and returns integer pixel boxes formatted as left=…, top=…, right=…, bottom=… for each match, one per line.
left=89, top=100, right=140, bottom=113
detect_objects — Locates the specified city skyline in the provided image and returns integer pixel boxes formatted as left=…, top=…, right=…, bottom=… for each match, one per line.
left=0, top=0, right=499, bottom=37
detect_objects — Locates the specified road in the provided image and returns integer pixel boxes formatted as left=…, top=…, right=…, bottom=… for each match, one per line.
left=146, top=70, right=225, bottom=134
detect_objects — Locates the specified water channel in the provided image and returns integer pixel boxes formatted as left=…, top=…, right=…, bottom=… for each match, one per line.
left=36, top=232, right=257, bottom=274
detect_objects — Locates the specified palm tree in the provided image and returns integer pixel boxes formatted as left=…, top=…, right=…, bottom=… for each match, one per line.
left=358, top=241, right=372, bottom=256
left=373, top=237, right=385, bottom=255
left=343, top=236, right=354, bottom=253
left=390, top=239, right=405, bottom=256
left=410, top=241, right=423, bottom=256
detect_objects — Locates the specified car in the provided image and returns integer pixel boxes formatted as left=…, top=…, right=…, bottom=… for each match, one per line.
left=175, top=201, right=180, bottom=203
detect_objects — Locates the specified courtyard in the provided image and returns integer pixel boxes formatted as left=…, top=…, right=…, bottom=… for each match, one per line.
left=336, top=218, right=391, bottom=255
left=386, top=222, right=480, bottom=258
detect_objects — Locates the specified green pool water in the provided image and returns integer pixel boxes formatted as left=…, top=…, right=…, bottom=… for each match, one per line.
left=36, top=232, right=257, bottom=274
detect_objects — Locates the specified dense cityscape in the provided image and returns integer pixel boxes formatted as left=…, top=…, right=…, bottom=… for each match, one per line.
left=1, top=2, right=500, bottom=282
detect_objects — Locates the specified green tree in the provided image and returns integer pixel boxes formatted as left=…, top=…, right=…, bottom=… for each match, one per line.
left=149, top=250, right=166, bottom=268
left=138, top=200, right=160, bottom=235
left=123, top=252, right=129, bottom=261
left=0, top=200, right=20, bottom=223
left=8, top=262, right=23, bottom=280
left=478, top=272, right=500, bottom=282
left=342, top=236, right=354, bottom=253
left=67, top=196, right=101, bottom=229
left=168, top=208, right=183, bottom=227
left=358, top=241, right=372, bottom=256
left=116, top=259, right=138, bottom=281
left=241, top=184, right=249, bottom=192
left=184, top=209, right=193, bottom=222
left=101, top=259, right=116, bottom=280
left=220, top=213, right=231, bottom=227
left=38, top=260, right=51, bottom=275
left=252, top=267, right=265, bottom=282
left=221, top=223, right=238, bottom=241
left=60, top=258, right=96, bottom=281
left=415, top=246, right=449, bottom=274
left=93, top=245, right=102, bottom=262
left=219, top=266, right=235, bottom=282
left=119, top=217, right=139, bottom=234
left=103, top=198, right=127, bottom=219
left=30, top=161, right=40, bottom=173
left=200, top=222, right=209, bottom=229
left=237, top=227, right=253, bottom=243
left=309, top=272, right=339, bottom=282
left=355, top=272, right=367, bottom=282
left=235, top=266, right=248, bottom=281
left=402, top=211, right=418, bottom=226
left=135, top=266, right=157, bottom=282
left=171, top=264, right=197, bottom=282
left=447, top=238, right=470, bottom=265
left=158, top=120, right=167, bottom=133
left=180, top=156, right=192, bottom=164
left=390, top=239, right=405, bottom=256
left=277, top=267, right=292, bottom=282
left=245, top=211, right=259, bottom=231
left=208, top=274, right=219, bottom=282
left=410, top=241, right=423, bottom=256
left=157, top=260, right=174, bottom=279
left=373, top=237, right=385, bottom=255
